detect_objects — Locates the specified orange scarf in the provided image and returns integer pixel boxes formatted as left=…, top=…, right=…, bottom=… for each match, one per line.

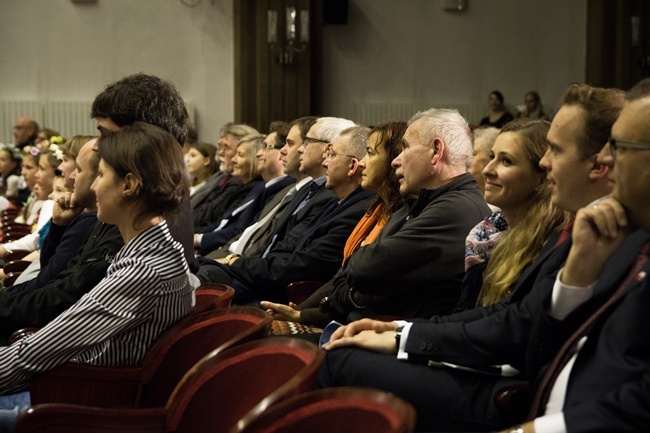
left=342, top=203, right=387, bottom=262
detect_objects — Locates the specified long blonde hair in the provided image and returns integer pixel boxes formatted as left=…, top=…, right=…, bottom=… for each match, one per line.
left=477, top=119, right=572, bottom=306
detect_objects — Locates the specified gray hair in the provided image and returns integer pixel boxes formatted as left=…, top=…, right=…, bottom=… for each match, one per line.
left=339, top=125, right=370, bottom=159
left=473, top=127, right=500, bottom=154
left=315, top=117, right=356, bottom=144
left=220, top=122, right=259, bottom=140
left=409, top=108, right=473, bottom=169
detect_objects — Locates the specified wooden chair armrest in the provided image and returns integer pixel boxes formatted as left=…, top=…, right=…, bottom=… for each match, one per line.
left=16, top=404, right=166, bottom=433
left=493, top=382, right=530, bottom=427
left=29, top=363, right=142, bottom=407
left=4, top=249, right=31, bottom=262
left=4, top=260, right=31, bottom=274
left=2, top=272, right=21, bottom=288
left=9, top=328, right=40, bottom=345
left=4, top=223, right=31, bottom=231
left=286, top=281, right=324, bottom=304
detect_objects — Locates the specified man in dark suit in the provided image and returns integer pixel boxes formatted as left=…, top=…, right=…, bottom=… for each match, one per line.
left=318, top=84, right=626, bottom=432
left=204, top=117, right=318, bottom=260
left=198, top=120, right=375, bottom=306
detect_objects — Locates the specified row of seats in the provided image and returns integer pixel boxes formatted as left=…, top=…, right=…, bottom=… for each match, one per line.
left=1, top=208, right=35, bottom=287
left=12, top=284, right=416, bottom=432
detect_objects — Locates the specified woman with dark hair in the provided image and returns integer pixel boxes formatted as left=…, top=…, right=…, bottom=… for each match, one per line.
left=187, top=142, right=219, bottom=198
left=478, top=90, right=514, bottom=128
left=0, top=122, right=198, bottom=428
left=261, top=120, right=407, bottom=329
left=0, top=144, right=23, bottom=203
left=458, top=118, right=571, bottom=310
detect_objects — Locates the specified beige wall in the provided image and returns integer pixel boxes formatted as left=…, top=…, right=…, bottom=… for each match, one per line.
left=0, top=0, right=233, bottom=143
left=0, top=0, right=586, bottom=142
left=322, top=0, right=587, bottom=123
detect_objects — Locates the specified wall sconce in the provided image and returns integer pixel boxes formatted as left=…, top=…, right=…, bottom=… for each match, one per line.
left=268, top=7, right=309, bottom=65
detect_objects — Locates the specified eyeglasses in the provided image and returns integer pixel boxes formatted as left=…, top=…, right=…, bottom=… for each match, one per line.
left=264, top=143, right=284, bottom=150
left=609, top=137, right=650, bottom=156
left=325, top=150, right=358, bottom=159
left=303, top=136, right=330, bottom=146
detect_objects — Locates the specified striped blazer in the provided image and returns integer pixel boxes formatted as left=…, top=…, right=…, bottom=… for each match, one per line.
left=0, top=220, right=198, bottom=394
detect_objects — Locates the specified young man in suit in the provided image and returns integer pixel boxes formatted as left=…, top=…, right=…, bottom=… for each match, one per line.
left=318, top=83, right=626, bottom=432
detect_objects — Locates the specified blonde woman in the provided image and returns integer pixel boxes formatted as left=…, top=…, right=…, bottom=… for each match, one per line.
left=459, top=118, right=571, bottom=309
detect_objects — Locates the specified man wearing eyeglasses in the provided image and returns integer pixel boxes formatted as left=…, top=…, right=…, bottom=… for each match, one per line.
left=203, top=117, right=319, bottom=260
left=194, top=122, right=296, bottom=255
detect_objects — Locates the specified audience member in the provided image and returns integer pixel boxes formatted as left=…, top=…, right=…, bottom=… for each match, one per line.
left=516, top=90, right=549, bottom=120
left=91, top=72, right=197, bottom=271
left=199, top=121, right=375, bottom=306
left=469, top=126, right=500, bottom=194
left=187, top=142, right=218, bottom=199
left=10, top=139, right=99, bottom=290
left=261, top=120, right=407, bottom=328
left=12, top=117, right=39, bottom=149
left=206, top=117, right=318, bottom=260
left=318, top=83, right=624, bottom=432
left=0, top=122, right=198, bottom=430
left=11, top=151, right=42, bottom=226
left=192, top=123, right=259, bottom=230
left=458, top=119, right=570, bottom=311
left=196, top=128, right=294, bottom=255
left=478, top=90, right=514, bottom=129
left=0, top=144, right=24, bottom=204
left=56, top=135, right=95, bottom=190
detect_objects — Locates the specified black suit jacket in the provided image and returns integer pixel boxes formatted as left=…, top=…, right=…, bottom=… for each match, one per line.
left=529, top=229, right=650, bottom=433
left=229, top=187, right=375, bottom=304
left=405, top=229, right=650, bottom=432
left=431, top=230, right=572, bottom=325
left=198, top=176, right=295, bottom=255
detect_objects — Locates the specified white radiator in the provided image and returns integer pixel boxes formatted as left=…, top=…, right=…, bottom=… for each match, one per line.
left=1, top=100, right=195, bottom=143
left=344, top=102, right=487, bottom=127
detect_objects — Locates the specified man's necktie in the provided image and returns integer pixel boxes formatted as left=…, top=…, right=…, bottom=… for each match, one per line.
left=234, top=185, right=298, bottom=255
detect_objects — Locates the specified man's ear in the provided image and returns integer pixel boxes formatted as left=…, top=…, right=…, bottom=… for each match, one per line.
left=348, top=158, right=361, bottom=177
left=431, top=137, right=444, bottom=166
left=588, top=154, right=609, bottom=181
left=122, top=173, right=141, bottom=198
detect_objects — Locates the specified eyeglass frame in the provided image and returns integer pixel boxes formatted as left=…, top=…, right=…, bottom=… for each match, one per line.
left=302, top=136, right=330, bottom=146
left=609, top=137, right=650, bottom=156
left=264, top=142, right=284, bottom=150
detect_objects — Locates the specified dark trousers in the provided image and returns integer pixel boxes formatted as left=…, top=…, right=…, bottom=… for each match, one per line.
left=317, top=347, right=522, bottom=432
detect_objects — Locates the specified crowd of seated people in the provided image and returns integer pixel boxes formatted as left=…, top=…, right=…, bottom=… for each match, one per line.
left=0, top=74, right=649, bottom=433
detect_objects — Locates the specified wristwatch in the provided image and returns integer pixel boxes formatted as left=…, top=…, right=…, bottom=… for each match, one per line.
left=394, top=326, right=404, bottom=349
left=224, top=253, right=239, bottom=266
